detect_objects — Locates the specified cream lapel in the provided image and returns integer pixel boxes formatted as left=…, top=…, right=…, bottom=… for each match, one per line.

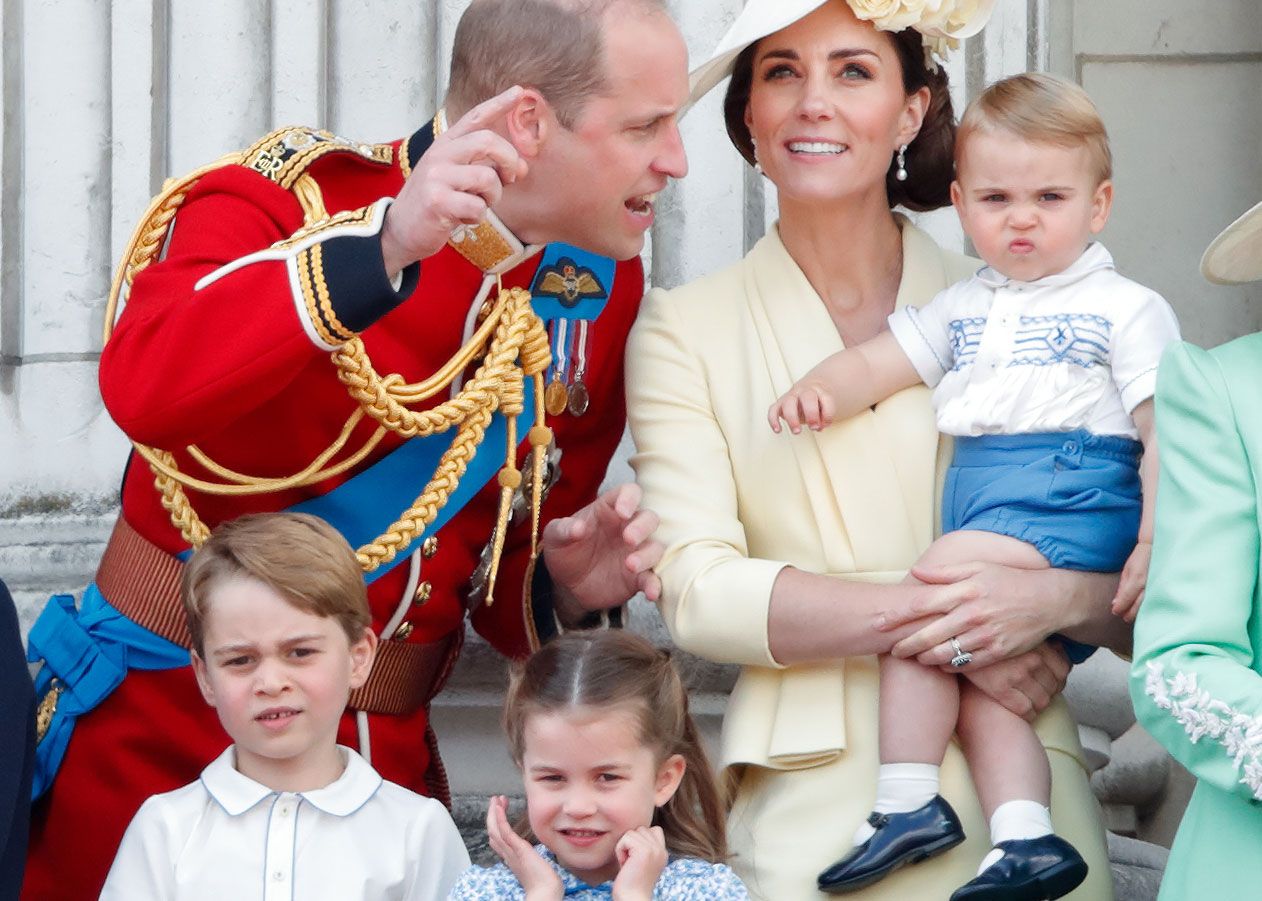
left=745, top=220, right=946, bottom=577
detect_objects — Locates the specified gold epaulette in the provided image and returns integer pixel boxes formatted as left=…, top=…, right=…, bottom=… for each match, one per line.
left=240, top=126, right=395, bottom=191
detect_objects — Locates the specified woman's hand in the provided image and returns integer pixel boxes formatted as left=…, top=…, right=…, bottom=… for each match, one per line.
left=485, top=796, right=563, bottom=901
left=879, top=561, right=1123, bottom=666
left=612, top=826, right=669, bottom=901
left=955, top=642, right=1070, bottom=722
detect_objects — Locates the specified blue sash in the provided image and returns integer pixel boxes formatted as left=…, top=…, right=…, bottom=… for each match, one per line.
left=26, top=586, right=190, bottom=798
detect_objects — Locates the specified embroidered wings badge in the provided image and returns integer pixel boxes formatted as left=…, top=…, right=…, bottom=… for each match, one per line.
left=533, top=257, right=607, bottom=308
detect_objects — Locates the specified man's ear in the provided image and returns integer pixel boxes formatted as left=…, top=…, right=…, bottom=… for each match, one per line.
left=191, top=651, right=217, bottom=708
left=504, top=88, right=550, bottom=159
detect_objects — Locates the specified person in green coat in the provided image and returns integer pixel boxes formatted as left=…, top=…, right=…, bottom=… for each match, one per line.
left=1130, top=198, right=1262, bottom=900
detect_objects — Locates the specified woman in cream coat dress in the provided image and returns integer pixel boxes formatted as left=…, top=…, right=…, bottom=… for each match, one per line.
left=627, top=2, right=1120, bottom=898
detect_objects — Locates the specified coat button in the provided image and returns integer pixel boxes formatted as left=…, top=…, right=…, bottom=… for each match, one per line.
left=413, top=581, right=432, bottom=606
left=392, top=622, right=414, bottom=641
left=422, top=536, right=439, bottom=559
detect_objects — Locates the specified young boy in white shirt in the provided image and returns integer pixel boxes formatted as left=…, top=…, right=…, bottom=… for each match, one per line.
left=770, top=73, right=1179, bottom=899
left=100, top=512, right=470, bottom=900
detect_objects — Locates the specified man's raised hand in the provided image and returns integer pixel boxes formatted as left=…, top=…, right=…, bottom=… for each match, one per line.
left=380, top=85, right=529, bottom=277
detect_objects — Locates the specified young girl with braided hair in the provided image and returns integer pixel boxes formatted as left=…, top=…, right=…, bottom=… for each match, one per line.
left=449, top=631, right=749, bottom=900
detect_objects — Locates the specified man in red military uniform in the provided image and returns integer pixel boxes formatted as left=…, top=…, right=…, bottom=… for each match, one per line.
left=23, top=0, right=689, bottom=896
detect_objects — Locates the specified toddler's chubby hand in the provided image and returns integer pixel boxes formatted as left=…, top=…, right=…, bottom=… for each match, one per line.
left=485, top=795, right=564, bottom=901
left=1112, top=540, right=1151, bottom=622
left=768, top=382, right=837, bottom=434
left=612, top=826, right=668, bottom=901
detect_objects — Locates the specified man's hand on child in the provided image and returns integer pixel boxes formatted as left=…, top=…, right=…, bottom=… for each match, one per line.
left=543, top=483, right=664, bottom=619
left=612, top=826, right=668, bottom=901
left=768, top=383, right=837, bottom=434
left=1112, top=540, right=1151, bottom=622
left=485, top=795, right=563, bottom=901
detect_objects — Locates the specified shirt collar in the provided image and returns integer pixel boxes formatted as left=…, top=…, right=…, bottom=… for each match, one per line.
left=299, top=747, right=382, bottom=816
left=200, top=745, right=382, bottom=818
left=975, top=241, right=1114, bottom=290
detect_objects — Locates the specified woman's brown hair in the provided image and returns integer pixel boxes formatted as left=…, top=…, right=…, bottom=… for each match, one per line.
left=504, top=631, right=728, bottom=862
left=722, top=18, right=956, bottom=212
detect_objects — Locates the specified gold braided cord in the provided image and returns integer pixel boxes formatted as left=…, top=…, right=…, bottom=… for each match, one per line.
left=136, top=410, right=386, bottom=494
left=104, top=155, right=245, bottom=343
left=292, top=173, right=329, bottom=223
left=106, top=134, right=554, bottom=578
left=349, top=286, right=550, bottom=574
left=151, top=450, right=212, bottom=546
left=105, top=150, right=553, bottom=568
left=338, top=283, right=519, bottom=408
left=133, top=284, right=549, bottom=561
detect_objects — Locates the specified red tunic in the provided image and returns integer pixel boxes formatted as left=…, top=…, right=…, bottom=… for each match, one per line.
left=23, top=124, right=642, bottom=900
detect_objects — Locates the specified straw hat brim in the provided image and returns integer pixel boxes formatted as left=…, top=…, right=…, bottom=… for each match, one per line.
left=686, top=0, right=831, bottom=110
left=1201, top=200, right=1262, bottom=285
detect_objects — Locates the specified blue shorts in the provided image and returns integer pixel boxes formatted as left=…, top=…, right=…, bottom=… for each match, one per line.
left=942, top=430, right=1143, bottom=663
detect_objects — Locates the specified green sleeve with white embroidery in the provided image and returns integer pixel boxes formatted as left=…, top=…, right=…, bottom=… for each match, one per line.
left=1129, top=340, right=1262, bottom=804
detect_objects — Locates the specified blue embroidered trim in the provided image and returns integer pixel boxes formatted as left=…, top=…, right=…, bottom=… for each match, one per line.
left=1010, top=313, right=1111, bottom=369
left=947, top=317, right=986, bottom=371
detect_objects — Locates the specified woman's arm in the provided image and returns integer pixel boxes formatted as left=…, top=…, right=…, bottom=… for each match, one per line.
left=767, top=565, right=945, bottom=664
left=627, top=287, right=792, bottom=668
left=1129, top=341, right=1262, bottom=803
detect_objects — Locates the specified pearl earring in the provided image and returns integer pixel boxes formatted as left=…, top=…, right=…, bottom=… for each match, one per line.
left=751, top=137, right=764, bottom=176
left=895, top=144, right=908, bottom=182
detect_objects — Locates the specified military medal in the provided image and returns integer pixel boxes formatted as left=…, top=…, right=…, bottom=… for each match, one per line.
left=544, top=319, right=570, bottom=416
left=544, top=378, right=568, bottom=417
left=567, top=320, right=591, bottom=417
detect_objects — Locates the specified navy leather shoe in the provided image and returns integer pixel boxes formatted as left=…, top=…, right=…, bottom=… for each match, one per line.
left=949, top=835, right=1088, bottom=901
left=817, top=795, right=966, bottom=894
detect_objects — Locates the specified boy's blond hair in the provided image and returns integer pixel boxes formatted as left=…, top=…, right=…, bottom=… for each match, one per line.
left=957, top=72, right=1112, bottom=185
left=181, top=512, right=370, bottom=656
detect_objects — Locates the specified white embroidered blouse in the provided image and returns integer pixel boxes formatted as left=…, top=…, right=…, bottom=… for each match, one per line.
left=888, top=242, right=1180, bottom=439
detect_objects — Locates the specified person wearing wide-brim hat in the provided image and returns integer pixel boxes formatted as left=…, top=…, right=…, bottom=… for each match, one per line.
left=627, top=1, right=1118, bottom=899
left=1129, top=201, right=1262, bottom=900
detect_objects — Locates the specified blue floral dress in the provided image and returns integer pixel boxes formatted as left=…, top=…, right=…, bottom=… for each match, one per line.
left=449, top=845, right=749, bottom=900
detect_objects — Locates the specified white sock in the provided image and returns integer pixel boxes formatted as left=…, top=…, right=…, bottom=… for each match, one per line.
left=852, top=763, right=940, bottom=846
left=977, top=800, right=1053, bottom=874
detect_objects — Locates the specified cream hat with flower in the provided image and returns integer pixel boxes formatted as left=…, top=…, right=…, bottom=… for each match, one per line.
left=688, top=0, right=996, bottom=104
left=1201, top=200, right=1262, bottom=285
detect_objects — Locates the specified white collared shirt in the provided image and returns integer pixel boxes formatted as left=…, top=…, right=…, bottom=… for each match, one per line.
left=100, top=745, right=469, bottom=901
left=888, top=243, right=1180, bottom=438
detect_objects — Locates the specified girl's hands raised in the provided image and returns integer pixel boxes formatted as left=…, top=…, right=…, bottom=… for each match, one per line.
left=612, top=826, right=669, bottom=901
left=485, top=795, right=563, bottom=901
